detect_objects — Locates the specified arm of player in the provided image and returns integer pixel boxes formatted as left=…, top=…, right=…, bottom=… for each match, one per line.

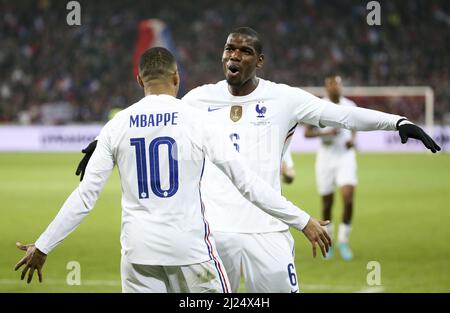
left=292, top=88, right=440, bottom=153
left=35, top=125, right=115, bottom=254
left=75, top=139, right=98, bottom=181
left=304, top=124, right=338, bottom=138
left=203, top=129, right=331, bottom=257
left=346, top=130, right=357, bottom=149
left=281, top=145, right=296, bottom=184
left=317, top=100, right=440, bottom=152
left=15, top=122, right=115, bottom=283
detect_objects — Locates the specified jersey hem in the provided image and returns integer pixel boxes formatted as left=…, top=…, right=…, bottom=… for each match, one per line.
left=210, top=226, right=289, bottom=234
left=121, top=255, right=213, bottom=266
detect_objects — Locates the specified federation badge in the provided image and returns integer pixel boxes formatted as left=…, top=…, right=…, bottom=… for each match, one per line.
left=230, top=105, right=242, bottom=122
left=256, top=103, right=267, bottom=118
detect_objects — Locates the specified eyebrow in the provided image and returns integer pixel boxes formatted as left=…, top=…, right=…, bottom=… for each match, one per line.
left=224, top=43, right=256, bottom=53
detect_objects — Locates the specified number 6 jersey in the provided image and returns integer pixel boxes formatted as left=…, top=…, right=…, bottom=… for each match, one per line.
left=35, top=94, right=311, bottom=265
left=182, top=78, right=402, bottom=234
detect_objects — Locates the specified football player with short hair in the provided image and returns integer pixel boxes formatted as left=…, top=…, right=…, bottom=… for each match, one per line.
left=73, top=27, right=440, bottom=293
left=304, top=75, right=358, bottom=260
left=181, top=27, right=440, bottom=292
left=14, top=47, right=331, bottom=292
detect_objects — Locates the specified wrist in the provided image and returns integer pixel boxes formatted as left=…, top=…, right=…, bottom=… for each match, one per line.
left=34, top=241, right=49, bottom=255
left=396, top=118, right=413, bottom=129
left=300, top=215, right=311, bottom=231
left=36, top=247, right=47, bottom=256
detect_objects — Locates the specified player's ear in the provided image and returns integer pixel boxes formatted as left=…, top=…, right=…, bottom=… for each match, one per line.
left=173, top=71, right=179, bottom=87
left=136, top=75, right=144, bottom=88
left=256, top=53, right=265, bottom=69
left=173, top=70, right=180, bottom=96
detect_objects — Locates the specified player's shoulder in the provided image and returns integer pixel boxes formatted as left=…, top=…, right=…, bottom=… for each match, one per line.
left=104, top=104, right=130, bottom=127
left=341, top=96, right=357, bottom=107
left=106, top=95, right=184, bottom=123
left=99, top=100, right=139, bottom=136
left=257, top=78, right=291, bottom=93
left=262, top=79, right=315, bottom=98
left=180, top=100, right=209, bottom=120
left=183, top=81, right=228, bottom=100
left=107, top=98, right=142, bottom=123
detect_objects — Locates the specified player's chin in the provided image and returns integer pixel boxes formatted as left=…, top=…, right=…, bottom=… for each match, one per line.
left=225, top=76, right=243, bottom=86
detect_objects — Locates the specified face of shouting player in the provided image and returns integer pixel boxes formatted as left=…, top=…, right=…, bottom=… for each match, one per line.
left=222, top=33, right=264, bottom=96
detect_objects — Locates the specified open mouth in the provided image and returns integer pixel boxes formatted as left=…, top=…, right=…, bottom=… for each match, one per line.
left=228, top=64, right=240, bottom=75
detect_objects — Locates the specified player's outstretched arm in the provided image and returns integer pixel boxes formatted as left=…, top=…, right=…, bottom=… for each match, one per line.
left=16, top=124, right=115, bottom=283
left=75, top=139, right=98, bottom=181
left=304, top=125, right=338, bottom=138
left=215, top=156, right=332, bottom=257
left=203, top=129, right=331, bottom=257
left=14, top=242, right=47, bottom=284
left=397, top=119, right=440, bottom=153
left=317, top=101, right=441, bottom=153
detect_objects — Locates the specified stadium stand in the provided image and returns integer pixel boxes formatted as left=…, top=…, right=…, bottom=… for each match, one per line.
left=0, top=0, right=448, bottom=124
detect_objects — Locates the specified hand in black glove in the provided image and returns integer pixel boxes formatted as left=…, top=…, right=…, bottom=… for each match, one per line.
left=75, top=140, right=97, bottom=181
left=397, top=119, right=441, bottom=153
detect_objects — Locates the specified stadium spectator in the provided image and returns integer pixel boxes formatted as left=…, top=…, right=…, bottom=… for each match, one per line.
left=0, top=0, right=448, bottom=124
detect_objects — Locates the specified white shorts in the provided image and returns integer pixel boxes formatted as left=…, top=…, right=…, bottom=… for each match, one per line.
left=213, top=230, right=299, bottom=293
left=121, top=257, right=230, bottom=293
left=316, top=149, right=358, bottom=195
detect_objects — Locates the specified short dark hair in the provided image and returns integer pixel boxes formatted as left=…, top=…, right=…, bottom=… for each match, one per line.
left=324, top=73, right=342, bottom=83
left=229, top=27, right=263, bottom=55
left=139, top=47, right=176, bottom=82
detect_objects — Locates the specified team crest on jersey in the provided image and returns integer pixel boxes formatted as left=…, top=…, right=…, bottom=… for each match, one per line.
left=256, top=103, right=267, bottom=118
left=230, top=105, right=242, bottom=122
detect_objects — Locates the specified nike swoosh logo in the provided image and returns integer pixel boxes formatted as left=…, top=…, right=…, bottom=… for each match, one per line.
left=208, top=107, right=222, bottom=112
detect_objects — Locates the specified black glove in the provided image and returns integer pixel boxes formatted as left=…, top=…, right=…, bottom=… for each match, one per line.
left=75, top=140, right=97, bottom=181
left=397, top=119, right=441, bottom=153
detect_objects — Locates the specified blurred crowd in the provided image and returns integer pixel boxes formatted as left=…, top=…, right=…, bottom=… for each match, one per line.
left=1, top=0, right=449, bottom=124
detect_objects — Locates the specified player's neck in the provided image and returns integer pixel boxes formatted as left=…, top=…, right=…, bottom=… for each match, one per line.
left=227, top=77, right=259, bottom=96
left=329, top=95, right=341, bottom=104
left=144, top=84, right=177, bottom=97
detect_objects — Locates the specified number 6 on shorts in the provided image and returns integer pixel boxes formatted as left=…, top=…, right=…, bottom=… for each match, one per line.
left=287, top=263, right=298, bottom=289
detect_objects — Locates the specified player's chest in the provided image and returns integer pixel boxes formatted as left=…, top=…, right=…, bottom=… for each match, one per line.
left=204, top=100, right=283, bottom=129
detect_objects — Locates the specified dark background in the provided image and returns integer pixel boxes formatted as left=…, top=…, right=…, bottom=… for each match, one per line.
left=0, top=0, right=448, bottom=123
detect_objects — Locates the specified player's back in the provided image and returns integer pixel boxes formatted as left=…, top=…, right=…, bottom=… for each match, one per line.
left=106, top=94, right=214, bottom=266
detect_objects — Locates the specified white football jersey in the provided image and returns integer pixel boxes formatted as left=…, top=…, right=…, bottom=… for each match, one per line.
left=183, top=78, right=401, bottom=233
left=318, top=96, right=357, bottom=154
left=35, top=94, right=311, bottom=265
